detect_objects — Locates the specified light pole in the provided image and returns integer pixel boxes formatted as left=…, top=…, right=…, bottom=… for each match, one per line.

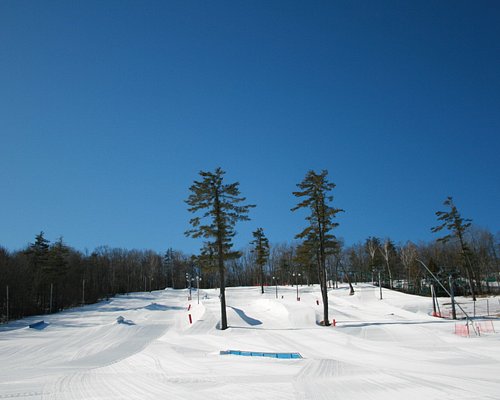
left=6, top=285, right=9, bottom=322
left=186, top=273, right=192, bottom=300
left=292, top=272, right=301, bottom=301
left=378, top=270, right=382, bottom=300
left=49, top=283, right=53, bottom=313
left=196, top=275, right=202, bottom=304
left=272, top=276, right=278, bottom=299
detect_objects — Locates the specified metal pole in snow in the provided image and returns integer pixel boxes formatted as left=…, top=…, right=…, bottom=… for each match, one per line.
left=49, top=283, right=53, bottom=314
left=416, top=259, right=476, bottom=333
left=378, top=271, right=382, bottom=300
left=197, top=276, right=201, bottom=305
left=293, top=273, right=301, bottom=301
left=82, top=279, right=85, bottom=305
left=6, top=285, right=8, bottom=322
left=431, top=284, right=437, bottom=316
left=296, top=276, right=298, bottom=300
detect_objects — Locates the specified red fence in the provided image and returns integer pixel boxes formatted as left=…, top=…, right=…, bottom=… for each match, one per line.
left=454, top=320, right=496, bottom=337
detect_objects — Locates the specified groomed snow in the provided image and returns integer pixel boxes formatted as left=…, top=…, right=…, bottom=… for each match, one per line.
left=1, top=284, right=499, bottom=399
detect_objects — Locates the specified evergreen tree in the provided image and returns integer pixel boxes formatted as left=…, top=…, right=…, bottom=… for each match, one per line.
left=28, top=232, right=50, bottom=267
left=197, top=242, right=218, bottom=271
left=431, top=196, right=477, bottom=300
left=47, top=237, right=70, bottom=311
left=192, top=242, right=219, bottom=288
left=294, top=241, right=315, bottom=286
left=292, top=170, right=343, bottom=326
left=26, top=232, right=50, bottom=307
left=185, top=167, right=254, bottom=330
left=163, top=248, right=174, bottom=288
left=250, top=228, right=270, bottom=294
left=48, top=237, right=70, bottom=280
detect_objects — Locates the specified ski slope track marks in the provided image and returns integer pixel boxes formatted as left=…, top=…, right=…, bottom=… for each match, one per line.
left=1, top=284, right=499, bottom=399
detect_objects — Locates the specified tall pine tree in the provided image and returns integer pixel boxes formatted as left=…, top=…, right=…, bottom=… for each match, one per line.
left=163, top=248, right=175, bottom=288
left=26, top=232, right=50, bottom=307
left=185, top=168, right=254, bottom=330
left=250, top=228, right=270, bottom=294
left=431, top=196, right=478, bottom=300
left=292, top=170, right=343, bottom=326
left=47, top=237, right=70, bottom=312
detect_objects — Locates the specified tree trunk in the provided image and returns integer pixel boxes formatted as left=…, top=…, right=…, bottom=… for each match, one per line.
left=340, top=262, right=355, bottom=295
left=321, top=276, right=329, bottom=324
left=316, top=204, right=330, bottom=326
left=214, top=190, right=228, bottom=330
left=260, top=265, right=264, bottom=294
left=218, top=254, right=227, bottom=330
left=458, top=232, right=477, bottom=301
left=334, top=259, right=339, bottom=289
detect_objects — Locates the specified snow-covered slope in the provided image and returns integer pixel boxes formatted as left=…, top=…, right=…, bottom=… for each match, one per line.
left=1, top=284, right=499, bottom=399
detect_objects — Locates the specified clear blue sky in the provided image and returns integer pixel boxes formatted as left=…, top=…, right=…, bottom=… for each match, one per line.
left=1, top=1, right=499, bottom=254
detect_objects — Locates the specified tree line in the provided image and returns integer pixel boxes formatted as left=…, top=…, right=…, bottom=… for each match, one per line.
left=1, top=169, right=499, bottom=325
